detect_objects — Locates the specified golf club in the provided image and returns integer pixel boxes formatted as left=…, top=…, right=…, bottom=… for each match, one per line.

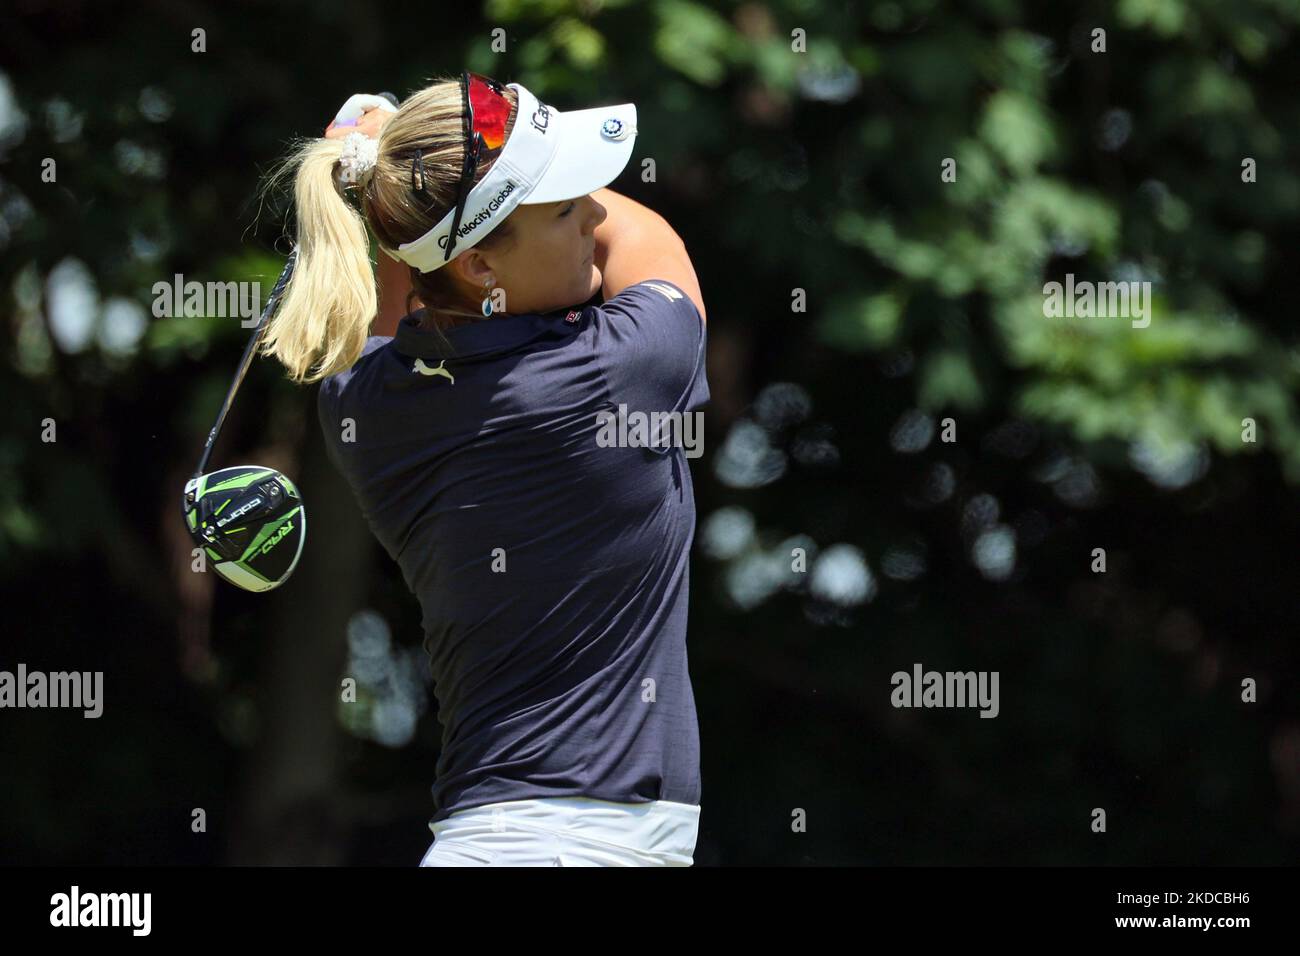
left=182, top=246, right=306, bottom=592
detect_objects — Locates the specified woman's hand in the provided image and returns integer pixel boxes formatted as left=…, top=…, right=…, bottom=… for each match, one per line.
left=325, top=92, right=397, bottom=140
left=325, top=104, right=393, bottom=141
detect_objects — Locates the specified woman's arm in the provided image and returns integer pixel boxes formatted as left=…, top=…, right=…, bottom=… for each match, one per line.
left=591, top=188, right=706, bottom=323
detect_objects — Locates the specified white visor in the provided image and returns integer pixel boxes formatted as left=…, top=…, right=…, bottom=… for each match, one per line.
left=388, top=82, right=637, bottom=273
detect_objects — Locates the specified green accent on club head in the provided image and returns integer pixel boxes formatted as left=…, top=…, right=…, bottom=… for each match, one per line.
left=235, top=561, right=270, bottom=583
left=206, top=547, right=222, bottom=561
left=240, top=505, right=302, bottom=561
left=213, top=497, right=232, bottom=516
left=255, top=517, right=296, bottom=559
left=214, top=560, right=273, bottom=589
left=187, top=509, right=197, bottom=531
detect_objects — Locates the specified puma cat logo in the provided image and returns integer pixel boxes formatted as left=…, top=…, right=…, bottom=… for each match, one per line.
left=412, top=358, right=455, bottom=384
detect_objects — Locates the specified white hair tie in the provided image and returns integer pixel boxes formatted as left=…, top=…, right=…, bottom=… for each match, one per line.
left=338, top=131, right=380, bottom=186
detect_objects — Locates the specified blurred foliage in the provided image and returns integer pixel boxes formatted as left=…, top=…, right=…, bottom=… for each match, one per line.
left=2, top=0, right=1298, bottom=865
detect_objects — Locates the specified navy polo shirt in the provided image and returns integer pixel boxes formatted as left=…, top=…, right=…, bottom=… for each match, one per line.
left=317, top=279, right=708, bottom=823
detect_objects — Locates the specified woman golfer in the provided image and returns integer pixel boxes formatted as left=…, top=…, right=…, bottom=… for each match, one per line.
left=262, top=73, right=707, bottom=866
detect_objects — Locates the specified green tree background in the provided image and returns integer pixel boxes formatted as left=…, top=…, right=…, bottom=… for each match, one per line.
left=1, top=0, right=1297, bottom=864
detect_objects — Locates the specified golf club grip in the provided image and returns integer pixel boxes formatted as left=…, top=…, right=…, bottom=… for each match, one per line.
left=193, top=246, right=299, bottom=478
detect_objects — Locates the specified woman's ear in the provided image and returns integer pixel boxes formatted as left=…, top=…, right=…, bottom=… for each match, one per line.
left=452, top=249, right=494, bottom=289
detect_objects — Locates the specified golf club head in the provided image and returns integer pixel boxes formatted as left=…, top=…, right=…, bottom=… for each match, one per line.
left=182, top=465, right=306, bottom=592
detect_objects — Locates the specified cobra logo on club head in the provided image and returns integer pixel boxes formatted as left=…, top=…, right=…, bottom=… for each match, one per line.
left=215, top=496, right=262, bottom=529
left=412, top=358, right=455, bottom=384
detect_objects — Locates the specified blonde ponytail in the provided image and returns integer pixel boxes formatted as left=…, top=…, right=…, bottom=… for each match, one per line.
left=258, top=137, right=377, bottom=384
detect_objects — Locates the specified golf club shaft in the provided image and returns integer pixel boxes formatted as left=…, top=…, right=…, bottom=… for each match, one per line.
left=193, top=246, right=299, bottom=478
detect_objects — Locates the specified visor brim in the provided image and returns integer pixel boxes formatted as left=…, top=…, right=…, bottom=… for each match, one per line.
left=520, top=101, right=638, bottom=205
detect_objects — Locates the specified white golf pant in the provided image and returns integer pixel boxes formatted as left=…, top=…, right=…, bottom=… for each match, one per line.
left=418, top=796, right=701, bottom=867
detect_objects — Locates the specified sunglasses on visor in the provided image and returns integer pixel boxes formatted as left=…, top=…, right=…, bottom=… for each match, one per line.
left=410, top=72, right=513, bottom=262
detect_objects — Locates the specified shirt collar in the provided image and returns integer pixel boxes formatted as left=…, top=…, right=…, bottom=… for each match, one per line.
left=392, top=290, right=602, bottom=362
left=392, top=308, right=572, bottom=362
